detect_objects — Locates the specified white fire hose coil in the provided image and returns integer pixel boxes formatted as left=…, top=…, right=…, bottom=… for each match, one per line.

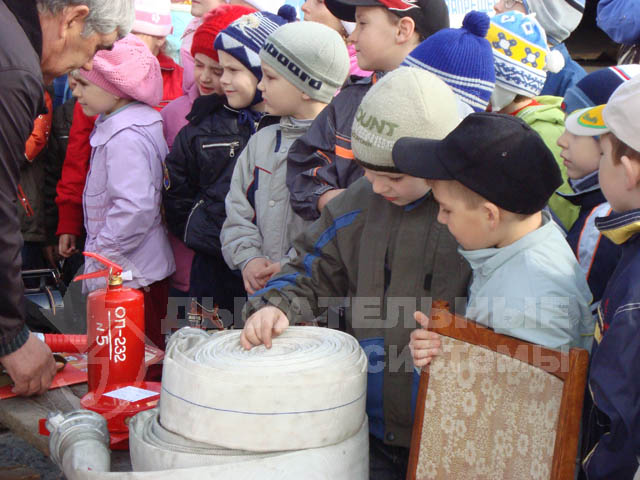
left=129, top=408, right=369, bottom=478
left=160, top=327, right=368, bottom=451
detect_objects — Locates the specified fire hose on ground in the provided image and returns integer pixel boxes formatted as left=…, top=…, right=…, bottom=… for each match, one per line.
left=46, top=326, right=370, bottom=478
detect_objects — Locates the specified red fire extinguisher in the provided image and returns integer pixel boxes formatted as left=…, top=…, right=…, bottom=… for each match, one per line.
left=73, top=252, right=160, bottom=449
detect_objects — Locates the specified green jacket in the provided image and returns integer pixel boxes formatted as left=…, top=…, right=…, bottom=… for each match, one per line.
left=246, top=177, right=471, bottom=447
left=516, top=96, right=579, bottom=231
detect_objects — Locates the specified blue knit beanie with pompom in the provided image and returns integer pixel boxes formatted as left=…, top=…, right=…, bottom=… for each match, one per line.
left=401, top=11, right=496, bottom=112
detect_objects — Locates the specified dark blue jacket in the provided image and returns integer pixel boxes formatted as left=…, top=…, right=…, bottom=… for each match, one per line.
left=581, top=208, right=640, bottom=479
left=163, top=93, right=257, bottom=306
left=556, top=173, right=621, bottom=312
left=286, top=73, right=380, bottom=221
left=597, top=0, right=640, bottom=45
left=541, top=43, right=586, bottom=97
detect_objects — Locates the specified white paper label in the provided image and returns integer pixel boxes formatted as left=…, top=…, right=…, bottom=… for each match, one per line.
left=103, top=386, right=159, bottom=402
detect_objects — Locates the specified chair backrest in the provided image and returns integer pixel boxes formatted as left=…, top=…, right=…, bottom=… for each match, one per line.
left=407, top=301, right=589, bottom=480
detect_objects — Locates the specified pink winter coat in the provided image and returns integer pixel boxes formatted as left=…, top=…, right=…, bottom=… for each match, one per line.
left=83, top=103, right=175, bottom=292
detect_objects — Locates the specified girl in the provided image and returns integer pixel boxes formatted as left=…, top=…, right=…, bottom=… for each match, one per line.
left=71, top=34, right=175, bottom=350
left=301, top=0, right=371, bottom=77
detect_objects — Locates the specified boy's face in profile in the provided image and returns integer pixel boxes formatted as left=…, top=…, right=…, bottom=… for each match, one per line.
left=431, top=180, right=493, bottom=250
left=258, top=63, right=303, bottom=118
left=557, top=129, right=602, bottom=180
left=350, top=6, right=401, bottom=71
left=599, top=134, right=630, bottom=212
left=362, top=167, right=430, bottom=206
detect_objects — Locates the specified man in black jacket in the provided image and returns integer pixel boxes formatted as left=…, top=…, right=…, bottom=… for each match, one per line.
left=0, top=0, right=133, bottom=396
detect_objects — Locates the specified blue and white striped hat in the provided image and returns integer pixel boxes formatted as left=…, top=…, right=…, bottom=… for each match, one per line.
left=402, top=11, right=495, bottom=112
left=214, top=8, right=295, bottom=81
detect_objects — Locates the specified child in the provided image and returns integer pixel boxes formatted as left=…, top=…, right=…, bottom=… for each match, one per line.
left=486, top=11, right=580, bottom=232
left=287, top=0, right=449, bottom=220
left=494, top=0, right=586, bottom=97
left=397, top=113, right=593, bottom=367
left=556, top=106, right=622, bottom=316
left=220, top=21, right=350, bottom=295
left=580, top=76, right=640, bottom=480
left=163, top=10, right=293, bottom=315
left=162, top=5, right=255, bottom=299
left=180, top=0, right=227, bottom=93
left=401, top=10, right=496, bottom=114
left=71, top=34, right=175, bottom=349
left=241, top=68, right=471, bottom=478
left=301, top=0, right=370, bottom=77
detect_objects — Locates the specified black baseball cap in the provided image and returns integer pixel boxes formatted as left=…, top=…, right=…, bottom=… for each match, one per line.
left=392, top=113, right=563, bottom=214
left=324, top=0, right=449, bottom=39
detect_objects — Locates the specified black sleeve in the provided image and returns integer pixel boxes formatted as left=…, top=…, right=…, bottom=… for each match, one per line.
left=0, top=68, right=43, bottom=355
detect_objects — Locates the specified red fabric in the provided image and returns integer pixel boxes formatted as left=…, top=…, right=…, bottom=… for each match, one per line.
left=190, top=5, right=256, bottom=62
left=55, top=101, right=95, bottom=236
left=24, top=91, right=53, bottom=162
left=508, top=99, right=541, bottom=117
left=157, top=53, right=184, bottom=111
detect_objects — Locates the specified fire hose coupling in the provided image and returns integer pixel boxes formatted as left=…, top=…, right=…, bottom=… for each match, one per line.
left=47, top=410, right=110, bottom=471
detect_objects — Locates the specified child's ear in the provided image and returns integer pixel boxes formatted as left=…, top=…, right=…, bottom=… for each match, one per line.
left=396, top=17, right=416, bottom=44
left=483, top=202, right=501, bottom=230
left=301, top=92, right=312, bottom=101
left=621, top=155, right=640, bottom=190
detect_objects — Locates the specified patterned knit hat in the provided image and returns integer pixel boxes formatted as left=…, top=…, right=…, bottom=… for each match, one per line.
left=191, top=5, right=256, bottom=62
left=79, top=34, right=163, bottom=107
left=562, top=64, right=640, bottom=114
left=214, top=8, right=296, bottom=81
left=523, top=0, right=585, bottom=45
left=259, top=21, right=349, bottom=103
left=351, top=67, right=460, bottom=171
left=132, top=0, right=173, bottom=37
left=402, top=11, right=495, bottom=112
left=487, top=11, right=564, bottom=98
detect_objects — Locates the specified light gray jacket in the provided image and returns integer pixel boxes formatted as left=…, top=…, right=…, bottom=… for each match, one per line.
left=460, top=211, right=594, bottom=350
left=221, top=116, right=312, bottom=272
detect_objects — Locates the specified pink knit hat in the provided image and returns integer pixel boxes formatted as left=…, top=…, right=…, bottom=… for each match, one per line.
left=132, top=0, right=173, bottom=37
left=79, top=34, right=163, bottom=107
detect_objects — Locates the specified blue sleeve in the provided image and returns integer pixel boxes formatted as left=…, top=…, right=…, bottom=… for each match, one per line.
left=597, top=0, right=640, bottom=45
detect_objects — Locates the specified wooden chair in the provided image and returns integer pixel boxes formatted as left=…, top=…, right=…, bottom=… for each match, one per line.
left=407, top=301, right=589, bottom=480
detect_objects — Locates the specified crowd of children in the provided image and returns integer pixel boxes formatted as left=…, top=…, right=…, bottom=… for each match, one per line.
left=23, top=0, right=640, bottom=478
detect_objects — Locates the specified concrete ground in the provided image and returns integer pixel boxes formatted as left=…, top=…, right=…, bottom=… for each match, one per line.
left=0, top=425, right=62, bottom=480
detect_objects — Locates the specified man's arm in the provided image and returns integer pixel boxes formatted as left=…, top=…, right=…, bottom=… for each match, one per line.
left=0, top=68, right=56, bottom=395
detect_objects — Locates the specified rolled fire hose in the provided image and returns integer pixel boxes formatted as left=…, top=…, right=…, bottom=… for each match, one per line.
left=160, top=326, right=368, bottom=451
left=48, top=326, right=370, bottom=479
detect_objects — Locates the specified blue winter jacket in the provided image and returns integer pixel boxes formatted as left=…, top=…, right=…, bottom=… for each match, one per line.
left=581, top=208, right=640, bottom=479
left=540, top=43, right=586, bottom=97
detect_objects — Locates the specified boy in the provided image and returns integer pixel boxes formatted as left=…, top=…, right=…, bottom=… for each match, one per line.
left=286, top=0, right=449, bottom=220
left=486, top=11, right=580, bottom=232
left=163, top=11, right=291, bottom=313
left=580, top=76, right=640, bottom=480
left=396, top=113, right=593, bottom=368
left=220, top=21, right=350, bottom=295
left=556, top=106, right=622, bottom=316
left=240, top=67, right=470, bottom=479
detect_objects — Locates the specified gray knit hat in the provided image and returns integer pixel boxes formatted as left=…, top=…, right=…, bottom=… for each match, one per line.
left=259, top=21, right=349, bottom=103
left=352, top=67, right=460, bottom=172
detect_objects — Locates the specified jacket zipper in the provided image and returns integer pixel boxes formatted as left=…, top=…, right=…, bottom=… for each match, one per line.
left=202, top=141, right=240, bottom=158
left=184, top=199, right=204, bottom=243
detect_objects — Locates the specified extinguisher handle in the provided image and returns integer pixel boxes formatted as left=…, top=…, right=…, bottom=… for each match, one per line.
left=73, top=252, right=123, bottom=282
left=34, top=333, right=88, bottom=353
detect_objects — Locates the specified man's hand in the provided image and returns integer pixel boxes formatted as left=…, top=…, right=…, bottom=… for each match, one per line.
left=409, top=311, right=442, bottom=369
left=242, top=257, right=273, bottom=295
left=0, top=334, right=56, bottom=396
left=317, top=189, right=345, bottom=212
left=58, top=234, right=77, bottom=258
left=240, top=306, right=290, bottom=350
